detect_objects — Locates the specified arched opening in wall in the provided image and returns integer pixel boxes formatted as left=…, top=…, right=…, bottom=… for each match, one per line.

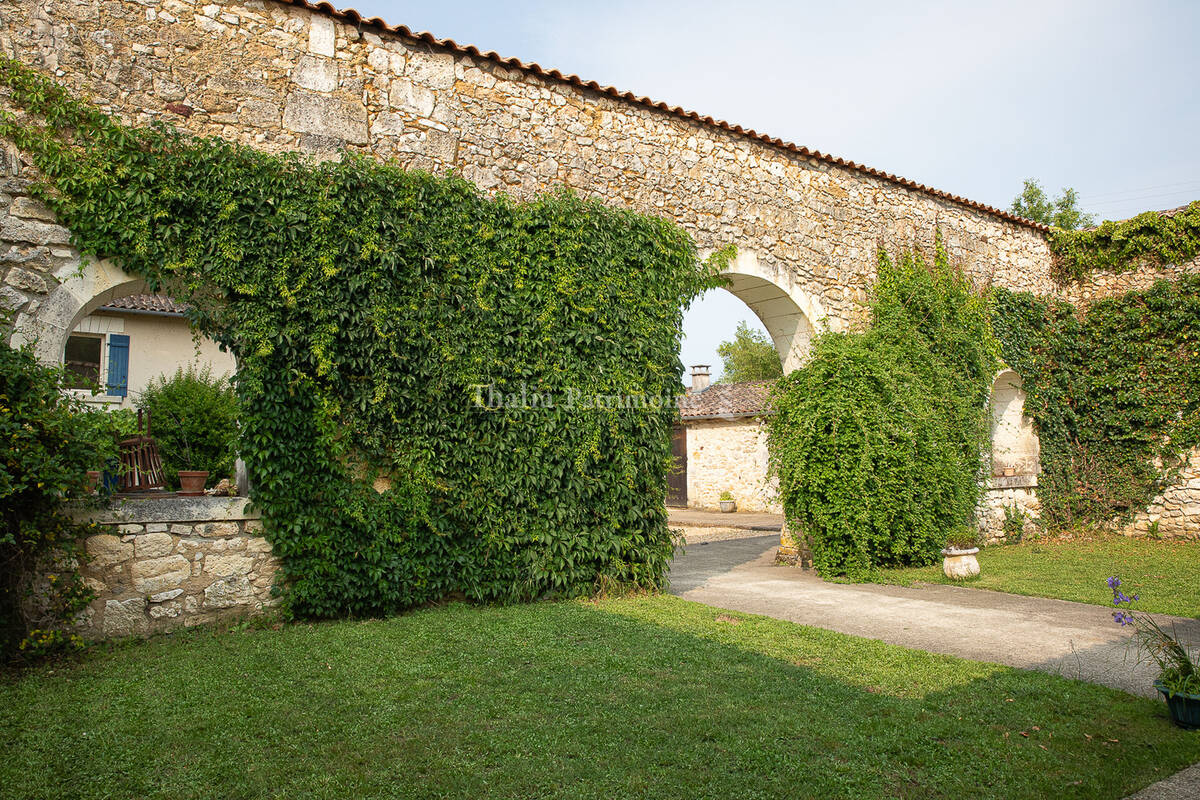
left=989, top=369, right=1040, bottom=477
left=15, top=257, right=242, bottom=492
left=675, top=256, right=820, bottom=519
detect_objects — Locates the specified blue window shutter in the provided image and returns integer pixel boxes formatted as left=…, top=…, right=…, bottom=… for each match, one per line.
left=106, top=334, right=129, bottom=397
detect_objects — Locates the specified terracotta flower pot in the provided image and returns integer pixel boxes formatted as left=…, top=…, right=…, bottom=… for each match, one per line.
left=941, top=546, right=980, bottom=579
left=177, top=470, right=210, bottom=496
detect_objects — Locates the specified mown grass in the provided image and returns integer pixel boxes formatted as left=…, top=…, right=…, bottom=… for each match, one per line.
left=2, top=595, right=1197, bottom=799
left=874, top=535, right=1200, bottom=617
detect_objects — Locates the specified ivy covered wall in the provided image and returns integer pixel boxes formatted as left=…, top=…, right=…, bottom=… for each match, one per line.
left=0, top=62, right=719, bottom=617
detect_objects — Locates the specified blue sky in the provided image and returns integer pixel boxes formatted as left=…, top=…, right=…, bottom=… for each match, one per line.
left=347, top=0, right=1200, bottom=379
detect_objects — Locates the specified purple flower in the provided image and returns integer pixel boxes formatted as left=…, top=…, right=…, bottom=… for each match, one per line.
left=1107, top=576, right=1121, bottom=589
left=1112, top=611, right=1133, bottom=627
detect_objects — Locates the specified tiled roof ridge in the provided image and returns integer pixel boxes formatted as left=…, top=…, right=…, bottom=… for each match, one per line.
left=99, top=294, right=188, bottom=314
left=679, top=379, right=775, bottom=419
left=276, top=1, right=1049, bottom=233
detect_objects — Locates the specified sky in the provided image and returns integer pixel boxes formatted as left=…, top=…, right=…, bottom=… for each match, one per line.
left=347, top=0, right=1200, bottom=380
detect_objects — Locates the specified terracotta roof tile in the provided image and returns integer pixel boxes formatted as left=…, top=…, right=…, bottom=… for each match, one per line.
left=679, top=380, right=774, bottom=420
left=275, top=1, right=1048, bottom=232
left=99, top=294, right=188, bottom=314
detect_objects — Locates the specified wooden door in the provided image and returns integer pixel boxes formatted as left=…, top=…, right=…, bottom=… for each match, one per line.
left=667, top=425, right=687, bottom=507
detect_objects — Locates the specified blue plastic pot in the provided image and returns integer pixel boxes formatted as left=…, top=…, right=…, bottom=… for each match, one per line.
left=1154, top=681, right=1200, bottom=730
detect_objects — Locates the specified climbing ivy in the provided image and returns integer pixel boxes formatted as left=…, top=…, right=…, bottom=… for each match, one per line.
left=0, top=60, right=719, bottom=618
left=768, top=242, right=997, bottom=577
left=992, top=278, right=1200, bottom=530
left=1049, top=201, right=1200, bottom=283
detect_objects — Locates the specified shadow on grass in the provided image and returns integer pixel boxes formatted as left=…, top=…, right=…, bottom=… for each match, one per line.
left=0, top=596, right=1196, bottom=800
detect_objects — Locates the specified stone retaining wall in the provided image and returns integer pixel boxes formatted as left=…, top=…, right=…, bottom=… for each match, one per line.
left=71, top=495, right=278, bottom=638
left=978, top=475, right=1041, bottom=544
left=1124, top=448, right=1200, bottom=541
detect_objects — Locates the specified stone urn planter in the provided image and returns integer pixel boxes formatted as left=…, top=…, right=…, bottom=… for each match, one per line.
left=1155, top=682, right=1200, bottom=730
left=719, top=500, right=737, bottom=513
left=941, top=546, right=980, bottom=580
left=177, top=470, right=210, bottom=497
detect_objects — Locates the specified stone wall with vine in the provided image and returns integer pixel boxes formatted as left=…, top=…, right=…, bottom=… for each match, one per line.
left=0, top=0, right=1058, bottom=339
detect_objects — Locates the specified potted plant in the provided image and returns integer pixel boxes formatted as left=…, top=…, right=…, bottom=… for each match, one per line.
left=1110, top=578, right=1200, bottom=729
left=941, top=530, right=980, bottom=579
left=718, top=491, right=737, bottom=513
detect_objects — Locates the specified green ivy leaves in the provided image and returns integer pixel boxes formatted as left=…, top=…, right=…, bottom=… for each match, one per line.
left=0, top=61, right=717, bottom=618
left=768, top=243, right=998, bottom=578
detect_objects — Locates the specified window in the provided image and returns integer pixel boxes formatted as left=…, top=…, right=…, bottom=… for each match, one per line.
left=64, top=334, right=102, bottom=389
left=63, top=332, right=130, bottom=397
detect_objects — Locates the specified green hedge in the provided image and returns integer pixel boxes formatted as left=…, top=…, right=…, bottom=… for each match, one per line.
left=0, top=61, right=718, bottom=617
left=768, top=243, right=997, bottom=577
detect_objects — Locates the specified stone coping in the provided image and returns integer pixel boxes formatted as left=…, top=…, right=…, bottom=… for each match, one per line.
left=72, top=495, right=259, bottom=525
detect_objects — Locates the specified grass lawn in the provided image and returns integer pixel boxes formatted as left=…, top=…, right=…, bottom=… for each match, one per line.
left=874, top=535, right=1200, bottom=618
left=2, top=595, right=1198, bottom=800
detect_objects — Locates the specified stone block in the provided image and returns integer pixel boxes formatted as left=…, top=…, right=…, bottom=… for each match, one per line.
left=308, top=15, right=335, bottom=56
left=291, top=55, right=337, bottom=92
left=148, top=588, right=183, bottom=602
left=85, top=534, right=133, bottom=568
left=0, top=285, right=26, bottom=311
left=204, top=554, right=255, bottom=577
left=131, top=555, right=191, bottom=594
left=102, top=597, right=149, bottom=637
left=149, top=601, right=181, bottom=619
left=406, top=50, right=455, bottom=89
left=388, top=77, right=434, bottom=116
left=134, top=532, right=173, bottom=558
left=0, top=216, right=70, bottom=245
left=145, top=523, right=169, bottom=533
left=5, top=267, right=47, bottom=293
left=204, top=575, right=254, bottom=609
left=8, top=196, right=55, bottom=221
left=282, top=91, right=369, bottom=144
left=196, top=522, right=239, bottom=538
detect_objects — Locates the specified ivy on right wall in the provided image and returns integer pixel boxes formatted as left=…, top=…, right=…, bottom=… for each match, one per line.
left=992, top=275, right=1200, bottom=530
left=1048, top=201, right=1200, bottom=282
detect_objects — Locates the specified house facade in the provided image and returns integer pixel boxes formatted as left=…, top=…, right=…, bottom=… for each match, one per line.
left=673, top=367, right=781, bottom=514
left=64, top=294, right=236, bottom=408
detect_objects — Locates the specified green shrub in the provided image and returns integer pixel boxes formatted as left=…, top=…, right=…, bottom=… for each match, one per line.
left=0, top=337, right=118, bottom=657
left=137, top=366, right=239, bottom=489
left=768, top=243, right=997, bottom=578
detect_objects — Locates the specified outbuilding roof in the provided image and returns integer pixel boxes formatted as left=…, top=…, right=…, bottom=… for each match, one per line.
left=98, top=294, right=188, bottom=315
left=679, top=380, right=775, bottom=420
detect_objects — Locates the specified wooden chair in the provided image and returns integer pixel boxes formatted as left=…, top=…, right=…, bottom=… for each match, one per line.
left=117, top=409, right=166, bottom=492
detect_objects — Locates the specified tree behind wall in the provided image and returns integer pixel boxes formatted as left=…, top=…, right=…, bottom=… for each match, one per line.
left=716, top=321, right=783, bottom=383
left=1009, top=179, right=1095, bottom=230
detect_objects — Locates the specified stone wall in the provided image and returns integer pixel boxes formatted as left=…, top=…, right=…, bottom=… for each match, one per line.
left=1123, top=448, right=1200, bottom=541
left=685, top=417, right=781, bottom=514
left=0, top=0, right=1056, bottom=341
left=69, top=495, right=278, bottom=639
left=978, top=476, right=1041, bottom=544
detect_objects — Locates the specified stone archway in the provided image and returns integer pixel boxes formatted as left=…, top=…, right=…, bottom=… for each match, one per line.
left=9, top=256, right=147, bottom=367
left=718, top=250, right=830, bottom=372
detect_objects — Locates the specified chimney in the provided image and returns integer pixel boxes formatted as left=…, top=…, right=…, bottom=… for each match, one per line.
left=690, top=364, right=711, bottom=392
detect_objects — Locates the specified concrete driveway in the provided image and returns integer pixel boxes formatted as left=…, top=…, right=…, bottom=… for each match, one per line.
left=668, top=534, right=1200, bottom=699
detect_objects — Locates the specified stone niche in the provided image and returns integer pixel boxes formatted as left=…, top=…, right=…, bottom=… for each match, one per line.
left=67, top=495, right=279, bottom=639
